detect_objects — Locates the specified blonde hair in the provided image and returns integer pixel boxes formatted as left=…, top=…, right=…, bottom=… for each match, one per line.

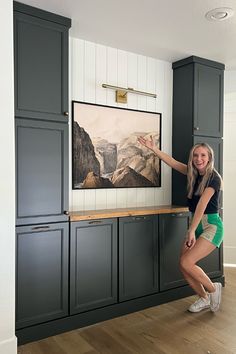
left=187, top=143, right=222, bottom=198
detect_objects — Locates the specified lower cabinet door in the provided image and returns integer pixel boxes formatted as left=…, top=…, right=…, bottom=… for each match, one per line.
left=16, top=222, right=69, bottom=329
left=119, top=215, right=159, bottom=301
left=159, top=213, right=223, bottom=291
left=198, top=246, right=223, bottom=278
left=159, top=213, right=189, bottom=291
left=70, top=218, right=117, bottom=314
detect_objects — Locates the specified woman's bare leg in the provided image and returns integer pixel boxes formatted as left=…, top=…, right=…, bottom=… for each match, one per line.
left=179, top=243, right=207, bottom=298
left=179, top=238, right=216, bottom=296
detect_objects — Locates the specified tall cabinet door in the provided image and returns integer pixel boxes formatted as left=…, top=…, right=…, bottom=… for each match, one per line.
left=15, top=118, right=68, bottom=225
left=193, top=64, right=223, bottom=138
left=14, top=8, right=70, bottom=122
left=16, top=222, right=69, bottom=329
left=70, top=219, right=118, bottom=314
left=119, top=215, right=159, bottom=301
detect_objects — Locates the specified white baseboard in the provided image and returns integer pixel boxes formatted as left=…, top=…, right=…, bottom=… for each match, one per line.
left=0, top=336, right=17, bottom=354
left=224, top=263, right=236, bottom=267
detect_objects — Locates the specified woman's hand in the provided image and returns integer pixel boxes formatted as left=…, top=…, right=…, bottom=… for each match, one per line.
left=137, top=136, right=155, bottom=151
left=185, top=230, right=196, bottom=249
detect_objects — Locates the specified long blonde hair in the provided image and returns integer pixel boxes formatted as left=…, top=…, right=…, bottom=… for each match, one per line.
left=187, top=143, right=222, bottom=198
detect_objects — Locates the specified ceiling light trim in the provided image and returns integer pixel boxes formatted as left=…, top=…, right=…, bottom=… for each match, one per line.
left=205, top=7, right=234, bottom=21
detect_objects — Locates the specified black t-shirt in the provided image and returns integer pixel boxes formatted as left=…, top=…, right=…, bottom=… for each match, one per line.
left=187, top=171, right=222, bottom=214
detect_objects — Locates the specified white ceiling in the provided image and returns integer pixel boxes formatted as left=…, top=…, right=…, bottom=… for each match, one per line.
left=19, top=0, right=236, bottom=69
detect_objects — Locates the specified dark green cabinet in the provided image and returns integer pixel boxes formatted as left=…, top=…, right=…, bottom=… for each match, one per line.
left=14, top=2, right=71, bottom=122
left=16, top=222, right=69, bottom=329
left=119, top=215, right=159, bottom=301
left=159, top=213, right=189, bottom=291
left=172, top=56, right=224, bottom=206
left=70, top=219, right=118, bottom=314
left=159, top=213, right=223, bottom=291
left=15, top=118, right=69, bottom=225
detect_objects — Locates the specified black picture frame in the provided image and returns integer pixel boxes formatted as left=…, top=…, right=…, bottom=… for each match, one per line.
left=72, top=101, right=161, bottom=189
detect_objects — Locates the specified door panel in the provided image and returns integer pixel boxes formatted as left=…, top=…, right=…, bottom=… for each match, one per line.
left=15, top=118, right=68, bottom=225
left=16, top=222, right=69, bottom=329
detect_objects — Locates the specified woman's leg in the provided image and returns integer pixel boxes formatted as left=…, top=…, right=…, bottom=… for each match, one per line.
left=179, top=237, right=216, bottom=295
left=179, top=242, right=208, bottom=298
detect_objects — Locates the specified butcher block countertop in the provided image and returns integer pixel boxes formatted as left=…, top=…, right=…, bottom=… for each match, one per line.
left=69, top=205, right=189, bottom=222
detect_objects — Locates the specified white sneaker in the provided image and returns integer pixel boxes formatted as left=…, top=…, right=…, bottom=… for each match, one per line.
left=210, top=282, right=222, bottom=312
left=188, top=295, right=210, bottom=313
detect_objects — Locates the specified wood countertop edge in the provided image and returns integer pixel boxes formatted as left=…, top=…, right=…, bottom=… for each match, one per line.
left=69, top=205, right=189, bottom=221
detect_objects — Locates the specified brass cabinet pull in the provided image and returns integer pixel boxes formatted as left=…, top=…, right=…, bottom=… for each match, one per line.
left=31, top=225, right=50, bottom=231
left=64, top=111, right=69, bottom=116
left=88, top=220, right=102, bottom=225
left=194, top=126, right=199, bottom=131
left=64, top=211, right=69, bottom=215
left=133, top=216, right=146, bottom=220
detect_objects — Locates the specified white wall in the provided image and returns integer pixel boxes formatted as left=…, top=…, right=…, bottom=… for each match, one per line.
left=69, top=38, right=173, bottom=211
left=223, top=71, right=236, bottom=265
left=0, top=0, right=17, bottom=353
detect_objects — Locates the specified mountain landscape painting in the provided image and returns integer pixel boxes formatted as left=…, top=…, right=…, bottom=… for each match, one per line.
left=72, top=101, right=161, bottom=189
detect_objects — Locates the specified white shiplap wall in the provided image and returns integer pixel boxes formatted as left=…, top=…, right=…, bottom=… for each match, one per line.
left=223, top=71, right=236, bottom=264
left=69, top=38, right=173, bottom=211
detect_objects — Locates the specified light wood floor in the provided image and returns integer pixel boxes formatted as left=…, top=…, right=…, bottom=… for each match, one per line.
left=18, top=267, right=236, bottom=354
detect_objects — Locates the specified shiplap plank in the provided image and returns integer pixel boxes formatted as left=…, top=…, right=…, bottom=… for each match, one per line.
left=72, top=38, right=84, bottom=101
left=147, top=57, right=156, bottom=112
left=155, top=60, right=165, bottom=114
left=84, top=189, right=96, bottom=210
left=106, top=189, right=117, bottom=209
left=72, top=190, right=85, bottom=211
left=95, top=189, right=107, bottom=210
left=136, top=188, right=146, bottom=207
left=137, top=55, right=147, bottom=111
left=117, top=49, right=128, bottom=109
left=107, top=47, right=118, bottom=106
left=127, top=52, right=138, bottom=110
left=145, top=188, right=155, bottom=206
left=84, top=41, right=96, bottom=103
left=127, top=188, right=137, bottom=207
left=154, top=189, right=165, bottom=206
left=116, top=189, right=127, bottom=208
left=96, top=44, right=107, bottom=105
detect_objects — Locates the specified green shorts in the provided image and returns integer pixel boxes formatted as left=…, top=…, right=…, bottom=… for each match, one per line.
left=195, top=213, right=224, bottom=248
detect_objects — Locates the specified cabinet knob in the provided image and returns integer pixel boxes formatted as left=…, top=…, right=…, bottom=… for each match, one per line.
left=194, top=127, right=199, bottom=131
left=64, top=111, right=69, bottom=116
left=64, top=210, right=69, bottom=215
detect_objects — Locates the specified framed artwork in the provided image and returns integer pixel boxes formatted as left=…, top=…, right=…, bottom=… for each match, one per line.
left=72, top=101, right=161, bottom=189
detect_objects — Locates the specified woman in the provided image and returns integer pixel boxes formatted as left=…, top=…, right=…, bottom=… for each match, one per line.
left=138, top=136, right=223, bottom=313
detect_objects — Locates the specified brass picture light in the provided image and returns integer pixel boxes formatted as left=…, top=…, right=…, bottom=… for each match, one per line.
left=102, top=83, right=157, bottom=104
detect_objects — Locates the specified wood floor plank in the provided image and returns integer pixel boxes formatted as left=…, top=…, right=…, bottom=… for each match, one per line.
left=18, top=267, right=236, bottom=354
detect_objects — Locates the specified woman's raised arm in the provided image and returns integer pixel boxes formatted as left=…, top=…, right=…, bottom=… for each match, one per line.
left=138, top=136, right=187, bottom=175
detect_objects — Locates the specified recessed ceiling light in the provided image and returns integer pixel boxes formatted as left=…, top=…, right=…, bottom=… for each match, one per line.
left=205, top=7, right=234, bottom=21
